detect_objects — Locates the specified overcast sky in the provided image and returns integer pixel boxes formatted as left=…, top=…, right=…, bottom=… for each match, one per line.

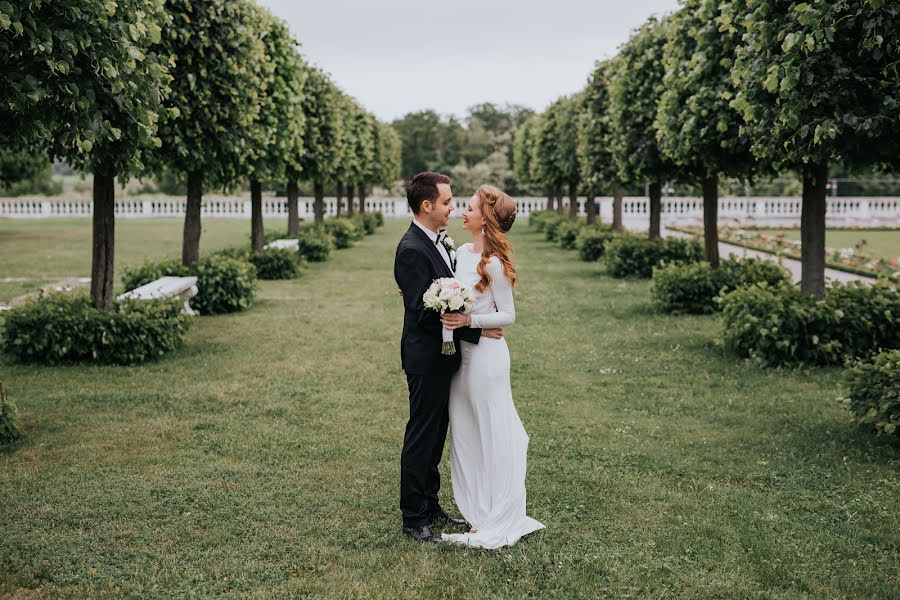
left=257, top=0, right=680, bottom=122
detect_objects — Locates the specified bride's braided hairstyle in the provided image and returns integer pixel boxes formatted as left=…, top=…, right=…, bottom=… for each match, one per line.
left=475, top=184, right=517, bottom=293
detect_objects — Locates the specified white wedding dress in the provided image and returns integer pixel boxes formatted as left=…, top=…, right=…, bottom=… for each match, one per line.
left=441, top=243, right=544, bottom=549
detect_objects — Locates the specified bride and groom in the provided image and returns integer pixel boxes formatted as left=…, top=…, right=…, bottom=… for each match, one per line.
left=393, top=171, right=544, bottom=549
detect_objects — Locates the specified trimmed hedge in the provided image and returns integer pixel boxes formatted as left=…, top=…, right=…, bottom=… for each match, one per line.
left=651, top=258, right=791, bottom=314
left=122, top=254, right=257, bottom=315
left=605, top=235, right=703, bottom=278
left=296, top=224, right=335, bottom=262
left=718, top=281, right=900, bottom=367
left=323, top=218, right=358, bottom=249
left=557, top=221, right=582, bottom=250
left=577, top=226, right=616, bottom=261
left=248, top=248, right=302, bottom=280
left=841, top=349, right=900, bottom=436
left=1, top=293, right=192, bottom=365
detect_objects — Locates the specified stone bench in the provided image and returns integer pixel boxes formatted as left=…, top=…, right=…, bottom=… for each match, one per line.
left=264, top=238, right=300, bottom=252
left=117, top=276, right=199, bottom=315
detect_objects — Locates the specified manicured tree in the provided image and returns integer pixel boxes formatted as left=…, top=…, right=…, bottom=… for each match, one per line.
left=656, top=0, right=757, bottom=268
left=534, top=107, right=566, bottom=214
left=578, top=60, right=625, bottom=228
left=726, top=0, right=900, bottom=297
left=370, top=121, right=402, bottom=197
left=298, top=67, right=342, bottom=225
left=513, top=114, right=546, bottom=202
left=610, top=17, right=679, bottom=240
left=2, top=0, right=173, bottom=308
left=155, top=0, right=270, bottom=267
left=354, top=112, right=379, bottom=214
left=247, top=11, right=305, bottom=252
left=554, top=95, right=582, bottom=221
left=339, top=100, right=373, bottom=215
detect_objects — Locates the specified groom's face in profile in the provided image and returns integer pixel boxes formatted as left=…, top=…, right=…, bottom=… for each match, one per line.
left=427, top=183, right=454, bottom=229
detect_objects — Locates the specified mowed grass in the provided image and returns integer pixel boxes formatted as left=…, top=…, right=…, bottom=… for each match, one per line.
left=1, top=218, right=898, bottom=599
left=753, top=228, right=900, bottom=260
left=0, top=218, right=251, bottom=303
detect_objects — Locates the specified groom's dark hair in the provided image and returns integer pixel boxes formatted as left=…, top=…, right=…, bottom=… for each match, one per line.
left=406, top=171, right=451, bottom=214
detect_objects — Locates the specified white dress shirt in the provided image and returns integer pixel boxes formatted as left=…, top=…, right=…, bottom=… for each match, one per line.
left=412, top=218, right=452, bottom=271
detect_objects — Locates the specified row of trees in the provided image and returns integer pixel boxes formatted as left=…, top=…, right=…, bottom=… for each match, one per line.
left=514, top=0, right=899, bottom=298
left=1, top=0, right=401, bottom=309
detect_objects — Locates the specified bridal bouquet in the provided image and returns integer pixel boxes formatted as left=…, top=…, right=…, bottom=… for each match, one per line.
left=423, top=278, right=475, bottom=355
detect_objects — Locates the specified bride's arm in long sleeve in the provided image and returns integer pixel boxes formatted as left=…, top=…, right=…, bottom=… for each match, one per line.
left=469, top=257, right=515, bottom=329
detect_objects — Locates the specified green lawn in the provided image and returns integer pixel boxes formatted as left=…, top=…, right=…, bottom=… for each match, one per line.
left=1, top=219, right=897, bottom=598
left=753, top=228, right=900, bottom=260
left=0, top=218, right=251, bottom=303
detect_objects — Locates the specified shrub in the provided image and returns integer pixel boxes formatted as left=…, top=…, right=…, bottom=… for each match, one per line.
left=122, top=254, right=257, bottom=315
left=323, top=218, right=358, bottom=249
left=556, top=221, right=582, bottom=250
left=372, top=211, right=385, bottom=227
left=529, top=210, right=553, bottom=232
left=544, top=215, right=567, bottom=242
left=605, top=236, right=703, bottom=278
left=577, top=227, right=616, bottom=261
left=0, top=382, right=23, bottom=445
left=1, top=293, right=192, bottom=365
left=248, top=248, right=302, bottom=280
left=651, top=258, right=791, bottom=314
left=841, top=350, right=900, bottom=436
left=353, top=212, right=379, bottom=235
left=193, top=255, right=257, bottom=314
left=718, top=281, right=900, bottom=367
left=296, top=224, right=334, bottom=262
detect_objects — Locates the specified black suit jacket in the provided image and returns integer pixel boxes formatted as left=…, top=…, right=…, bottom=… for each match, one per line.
left=394, top=223, right=481, bottom=375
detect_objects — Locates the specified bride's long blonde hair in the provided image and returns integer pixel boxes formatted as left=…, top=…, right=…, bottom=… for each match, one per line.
left=474, top=185, right=517, bottom=293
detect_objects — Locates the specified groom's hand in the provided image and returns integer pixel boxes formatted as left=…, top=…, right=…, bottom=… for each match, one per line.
left=481, top=328, right=503, bottom=339
left=440, top=312, right=470, bottom=330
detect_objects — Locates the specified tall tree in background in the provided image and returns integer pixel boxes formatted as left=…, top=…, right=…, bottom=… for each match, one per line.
left=246, top=11, right=304, bottom=252
left=2, top=0, right=173, bottom=308
left=726, top=0, right=900, bottom=297
left=610, top=17, right=678, bottom=240
left=656, top=0, right=756, bottom=268
left=298, top=67, right=342, bottom=225
left=155, top=0, right=269, bottom=266
left=579, top=60, right=625, bottom=229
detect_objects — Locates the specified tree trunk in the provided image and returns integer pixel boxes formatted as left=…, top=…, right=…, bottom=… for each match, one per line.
left=701, top=174, right=720, bottom=269
left=358, top=183, right=366, bottom=213
left=182, top=170, right=203, bottom=267
left=545, top=190, right=553, bottom=211
left=612, top=187, right=624, bottom=232
left=801, top=162, right=828, bottom=299
left=91, top=171, right=116, bottom=309
left=250, top=179, right=264, bottom=252
left=648, top=181, right=661, bottom=240
left=313, top=180, right=325, bottom=225
left=555, top=192, right=564, bottom=215
left=287, top=179, right=299, bottom=236
left=585, top=195, right=596, bottom=225
left=568, top=182, right=578, bottom=220
left=336, top=181, right=344, bottom=217
left=346, top=181, right=354, bottom=215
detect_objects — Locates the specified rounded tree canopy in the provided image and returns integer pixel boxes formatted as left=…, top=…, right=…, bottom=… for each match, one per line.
left=1, top=0, right=173, bottom=178
left=726, top=0, right=900, bottom=171
left=655, top=0, right=755, bottom=181
left=154, top=0, right=271, bottom=188
left=578, top=60, right=619, bottom=194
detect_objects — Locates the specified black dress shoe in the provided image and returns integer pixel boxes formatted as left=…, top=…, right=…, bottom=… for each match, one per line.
left=402, top=524, right=438, bottom=543
left=428, top=509, right=468, bottom=529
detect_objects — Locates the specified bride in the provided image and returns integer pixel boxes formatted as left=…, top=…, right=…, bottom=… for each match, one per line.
left=439, top=184, right=544, bottom=549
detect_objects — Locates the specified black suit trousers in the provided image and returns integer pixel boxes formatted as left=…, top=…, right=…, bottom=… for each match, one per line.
left=400, top=371, right=453, bottom=527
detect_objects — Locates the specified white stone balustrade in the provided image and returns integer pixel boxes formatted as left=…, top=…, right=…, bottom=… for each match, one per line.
left=2, top=196, right=898, bottom=227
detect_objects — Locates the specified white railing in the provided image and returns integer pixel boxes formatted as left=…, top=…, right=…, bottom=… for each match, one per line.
left=2, top=196, right=898, bottom=227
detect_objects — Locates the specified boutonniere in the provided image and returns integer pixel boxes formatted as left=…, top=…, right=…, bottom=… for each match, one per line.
left=442, top=235, right=456, bottom=251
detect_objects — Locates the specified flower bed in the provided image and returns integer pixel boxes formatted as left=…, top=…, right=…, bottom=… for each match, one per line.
left=671, top=226, right=899, bottom=280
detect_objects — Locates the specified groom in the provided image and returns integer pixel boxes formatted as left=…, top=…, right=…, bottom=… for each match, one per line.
left=394, top=171, right=502, bottom=543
